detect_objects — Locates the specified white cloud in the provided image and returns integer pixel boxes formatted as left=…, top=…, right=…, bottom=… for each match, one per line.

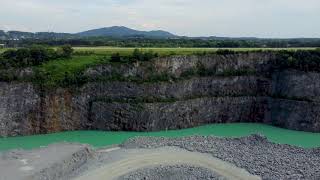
left=0, top=0, right=319, bottom=37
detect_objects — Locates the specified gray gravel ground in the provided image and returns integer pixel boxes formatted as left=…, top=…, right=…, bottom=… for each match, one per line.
left=121, top=134, right=320, bottom=180
left=118, top=164, right=227, bottom=180
left=0, top=143, right=92, bottom=180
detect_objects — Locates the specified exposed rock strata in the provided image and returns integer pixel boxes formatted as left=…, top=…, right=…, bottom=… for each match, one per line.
left=90, top=97, right=267, bottom=131
left=1, top=53, right=320, bottom=136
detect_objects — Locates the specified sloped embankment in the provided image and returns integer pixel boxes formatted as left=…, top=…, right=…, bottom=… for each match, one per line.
left=0, top=143, right=91, bottom=180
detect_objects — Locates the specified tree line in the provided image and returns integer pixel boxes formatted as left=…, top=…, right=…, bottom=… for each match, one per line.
left=110, top=49, right=159, bottom=63
left=0, top=45, right=73, bottom=68
left=2, top=38, right=320, bottom=48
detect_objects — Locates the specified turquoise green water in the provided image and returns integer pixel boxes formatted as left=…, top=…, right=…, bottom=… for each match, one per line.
left=1, top=123, right=320, bottom=151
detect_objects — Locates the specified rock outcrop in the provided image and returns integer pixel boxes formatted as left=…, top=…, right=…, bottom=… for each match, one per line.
left=1, top=52, right=320, bottom=137
left=0, top=82, right=40, bottom=137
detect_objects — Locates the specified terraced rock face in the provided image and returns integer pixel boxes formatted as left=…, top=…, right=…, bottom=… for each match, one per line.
left=1, top=52, right=320, bottom=137
left=90, top=96, right=268, bottom=131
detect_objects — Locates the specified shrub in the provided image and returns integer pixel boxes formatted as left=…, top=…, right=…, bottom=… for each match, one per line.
left=110, top=53, right=122, bottom=63
left=132, top=48, right=142, bottom=60
left=196, top=62, right=215, bottom=76
left=73, top=51, right=94, bottom=56
left=216, top=49, right=235, bottom=55
left=0, top=45, right=74, bottom=69
left=60, top=71, right=87, bottom=87
left=272, top=50, right=320, bottom=72
left=143, top=50, right=159, bottom=61
left=57, top=45, right=74, bottom=58
left=1, top=46, right=52, bottom=67
left=110, top=49, right=159, bottom=64
left=110, top=53, right=133, bottom=63
left=131, top=49, right=158, bottom=61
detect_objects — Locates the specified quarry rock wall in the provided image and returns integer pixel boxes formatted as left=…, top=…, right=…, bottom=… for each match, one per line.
left=1, top=53, right=320, bottom=137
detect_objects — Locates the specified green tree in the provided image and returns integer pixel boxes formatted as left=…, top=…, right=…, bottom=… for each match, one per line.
left=29, top=46, right=49, bottom=65
left=110, top=53, right=122, bottom=63
left=58, top=45, right=74, bottom=58
left=132, top=48, right=143, bottom=60
left=131, top=49, right=158, bottom=61
left=0, top=46, right=62, bottom=68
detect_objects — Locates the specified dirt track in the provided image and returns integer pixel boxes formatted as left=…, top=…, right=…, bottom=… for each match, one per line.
left=73, top=147, right=261, bottom=180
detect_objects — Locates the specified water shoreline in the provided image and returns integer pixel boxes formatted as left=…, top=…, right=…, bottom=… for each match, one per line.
left=1, top=123, right=320, bottom=152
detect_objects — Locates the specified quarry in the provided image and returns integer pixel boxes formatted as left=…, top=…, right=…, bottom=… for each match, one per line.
left=1, top=51, right=320, bottom=179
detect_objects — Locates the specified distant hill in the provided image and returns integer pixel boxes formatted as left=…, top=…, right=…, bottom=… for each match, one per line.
left=0, top=30, right=6, bottom=40
left=0, top=31, right=75, bottom=40
left=0, top=26, right=177, bottom=40
left=77, top=26, right=177, bottom=38
left=0, top=30, right=5, bottom=36
left=0, top=26, right=319, bottom=42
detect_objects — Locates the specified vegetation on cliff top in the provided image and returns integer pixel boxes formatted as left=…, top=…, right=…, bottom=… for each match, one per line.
left=1, top=46, right=320, bottom=88
left=0, top=45, right=73, bottom=69
left=34, top=55, right=104, bottom=87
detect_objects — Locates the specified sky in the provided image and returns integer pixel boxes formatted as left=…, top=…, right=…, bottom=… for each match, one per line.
left=0, top=0, right=319, bottom=38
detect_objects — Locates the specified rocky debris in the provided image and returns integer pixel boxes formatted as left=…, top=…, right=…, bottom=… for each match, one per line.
left=118, top=164, right=226, bottom=180
left=0, top=143, right=92, bottom=180
left=122, top=134, right=320, bottom=180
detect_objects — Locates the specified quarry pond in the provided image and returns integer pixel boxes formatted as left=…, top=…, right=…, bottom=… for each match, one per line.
left=1, top=123, right=320, bottom=152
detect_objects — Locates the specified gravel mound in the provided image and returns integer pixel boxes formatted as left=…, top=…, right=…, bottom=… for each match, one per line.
left=121, top=134, right=320, bottom=180
left=118, top=164, right=226, bottom=180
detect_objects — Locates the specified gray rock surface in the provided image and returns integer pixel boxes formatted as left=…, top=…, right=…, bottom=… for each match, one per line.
left=272, top=70, right=320, bottom=102
left=84, top=53, right=273, bottom=79
left=81, top=75, right=268, bottom=100
left=122, top=135, right=320, bottom=180
left=90, top=96, right=268, bottom=131
left=0, top=82, right=40, bottom=137
left=268, top=99, right=320, bottom=132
